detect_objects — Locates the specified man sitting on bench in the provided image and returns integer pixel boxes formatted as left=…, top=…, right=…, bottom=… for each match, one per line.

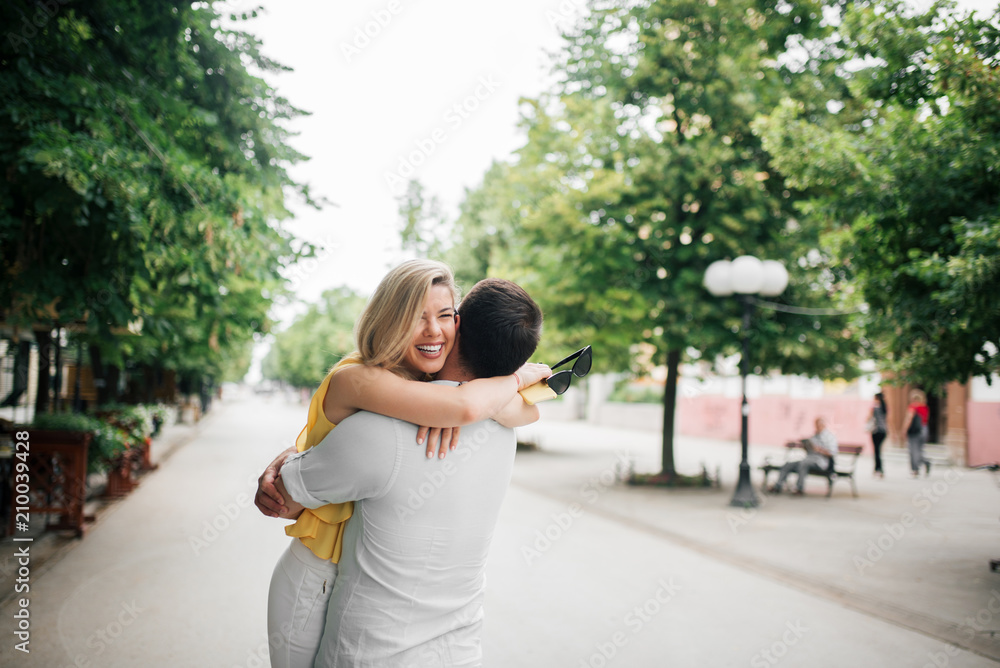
left=768, top=417, right=837, bottom=495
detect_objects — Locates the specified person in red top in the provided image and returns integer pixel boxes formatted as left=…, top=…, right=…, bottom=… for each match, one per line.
left=904, top=389, right=931, bottom=477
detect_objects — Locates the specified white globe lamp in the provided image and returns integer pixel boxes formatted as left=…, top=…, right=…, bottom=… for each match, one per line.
left=730, top=256, right=765, bottom=294
left=703, top=260, right=734, bottom=296
left=760, top=260, right=789, bottom=297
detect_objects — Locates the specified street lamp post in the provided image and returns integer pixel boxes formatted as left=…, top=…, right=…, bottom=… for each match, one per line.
left=704, top=256, right=788, bottom=508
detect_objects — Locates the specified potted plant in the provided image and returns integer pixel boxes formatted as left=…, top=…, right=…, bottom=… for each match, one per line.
left=149, top=403, right=172, bottom=437
left=95, top=403, right=157, bottom=472
left=18, top=412, right=112, bottom=536
left=93, top=422, right=136, bottom=498
left=29, top=412, right=126, bottom=475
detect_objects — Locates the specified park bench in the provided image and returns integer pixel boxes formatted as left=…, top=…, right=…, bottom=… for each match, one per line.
left=759, top=442, right=863, bottom=498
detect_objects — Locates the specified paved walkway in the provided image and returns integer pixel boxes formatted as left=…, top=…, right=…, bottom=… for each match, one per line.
left=2, top=394, right=999, bottom=667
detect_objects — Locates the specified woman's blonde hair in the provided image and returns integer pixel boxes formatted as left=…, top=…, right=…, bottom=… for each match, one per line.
left=339, top=259, right=459, bottom=378
left=909, top=389, right=927, bottom=404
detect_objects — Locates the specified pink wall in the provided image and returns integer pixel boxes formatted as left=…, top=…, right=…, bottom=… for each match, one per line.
left=967, top=402, right=1000, bottom=467
left=678, top=395, right=875, bottom=452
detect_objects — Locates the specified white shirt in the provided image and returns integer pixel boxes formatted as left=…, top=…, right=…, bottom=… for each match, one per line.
left=808, top=428, right=838, bottom=465
left=280, top=381, right=516, bottom=668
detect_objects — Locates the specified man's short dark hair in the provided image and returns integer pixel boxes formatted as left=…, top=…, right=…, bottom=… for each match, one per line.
left=457, top=278, right=542, bottom=378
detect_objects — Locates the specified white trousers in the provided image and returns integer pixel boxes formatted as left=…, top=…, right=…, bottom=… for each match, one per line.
left=268, top=538, right=338, bottom=668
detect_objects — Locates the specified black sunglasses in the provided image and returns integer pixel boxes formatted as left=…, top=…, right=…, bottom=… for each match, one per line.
left=546, top=346, right=593, bottom=395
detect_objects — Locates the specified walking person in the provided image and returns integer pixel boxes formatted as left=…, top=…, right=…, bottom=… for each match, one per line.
left=869, top=392, right=888, bottom=478
left=904, top=389, right=931, bottom=478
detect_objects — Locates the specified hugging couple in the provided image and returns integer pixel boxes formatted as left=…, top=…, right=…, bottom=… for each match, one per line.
left=254, top=259, right=589, bottom=667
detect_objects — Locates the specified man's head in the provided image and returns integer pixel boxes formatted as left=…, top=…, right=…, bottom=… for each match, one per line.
left=815, top=417, right=828, bottom=433
left=454, top=278, right=542, bottom=378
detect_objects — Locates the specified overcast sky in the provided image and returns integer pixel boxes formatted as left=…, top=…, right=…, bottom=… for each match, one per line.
left=232, top=0, right=997, bottom=378
left=230, top=0, right=578, bottom=312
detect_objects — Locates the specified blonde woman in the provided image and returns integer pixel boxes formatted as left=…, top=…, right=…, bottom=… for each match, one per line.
left=264, top=259, right=549, bottom=668
left=904, top=389, right=931, bottom=477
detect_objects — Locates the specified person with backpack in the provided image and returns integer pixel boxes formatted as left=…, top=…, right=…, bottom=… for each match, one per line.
left=904, top=389, right=931, bottom=477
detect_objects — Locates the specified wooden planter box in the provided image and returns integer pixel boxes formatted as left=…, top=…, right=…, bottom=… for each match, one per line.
left=10, top=429, right=95, bottom=537
left=139, top=436, right=157, bottom=471
left=101, top=445, right=144, bottom=499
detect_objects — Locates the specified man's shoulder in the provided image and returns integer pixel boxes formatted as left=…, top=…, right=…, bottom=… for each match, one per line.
left=339, top=410, right=404, bottom=428
left=328, top=411, right=410, bottom=449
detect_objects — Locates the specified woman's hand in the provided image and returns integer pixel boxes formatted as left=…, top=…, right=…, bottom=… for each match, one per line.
left=274, top=475, right=305, bottom=520
left=515, top=363, right=551, bottom=390
left=254, top=446, right=296, bottom=518
left=417, top=426, right=462, bottom=459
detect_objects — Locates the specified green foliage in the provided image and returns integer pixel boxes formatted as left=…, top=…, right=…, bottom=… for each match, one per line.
left=89, top=422, right=132, bottom=473
left=97, top=402, right=155, bottom=442
left=398, top=180, right=447, bottom=259
left=30, top=411, right=128, bottom=473
left=436, top=0, right=871, bottom=475
left=149, top=403, right=173, bottom=429
left=754, top=0, right=1000, bottom=387
left=608, top=380, right=664, bottom=404
left=447, top=0, right=863, bottom=381
left=0, top=0, right=318, bottom=382
left=30, top=411, right=102, bottom=433
left=261, top=287, right=367, bottom=389
left=218, top=339, right=256, bottom=383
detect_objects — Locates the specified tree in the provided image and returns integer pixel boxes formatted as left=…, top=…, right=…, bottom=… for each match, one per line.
left=754, top=0, right=1000, bottom=388
left=261, top=287, right=366, bottom=389
left=397, top=179, right=447, bottom=259
left=448, top=0, right=864, bottom=478
left=0, top=0, right=318, bottom=405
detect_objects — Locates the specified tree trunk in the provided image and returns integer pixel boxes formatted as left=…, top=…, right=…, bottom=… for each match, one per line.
left=142, top=363, right=154, bottom=404
left=660, top=348, right=681, bottom=477
left=1, top=340, right=30, bottom=408
left=105, top=363, right=121, bottom=405
left=89, top=344, right=108, bottom=406
left=34, top=328, right=52, bottom=414
left=53, top=327, right=63, bottom=412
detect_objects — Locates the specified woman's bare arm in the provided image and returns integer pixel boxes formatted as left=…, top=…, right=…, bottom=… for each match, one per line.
left=417, top=395, right=538, bottom=459
left=493, top=394, right=540, bottom=429
left=325, top=363, right=550, bottom=428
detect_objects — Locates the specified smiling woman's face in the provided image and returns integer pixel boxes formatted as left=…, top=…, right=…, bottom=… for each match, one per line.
left=401, top=284, right=457, bottom=377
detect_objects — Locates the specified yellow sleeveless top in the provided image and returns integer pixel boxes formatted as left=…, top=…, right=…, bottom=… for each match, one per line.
left=284, top=358, right=359, bottom=562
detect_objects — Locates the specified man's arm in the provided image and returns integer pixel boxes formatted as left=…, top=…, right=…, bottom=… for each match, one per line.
left=280, top=412, right=401, bottom=508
